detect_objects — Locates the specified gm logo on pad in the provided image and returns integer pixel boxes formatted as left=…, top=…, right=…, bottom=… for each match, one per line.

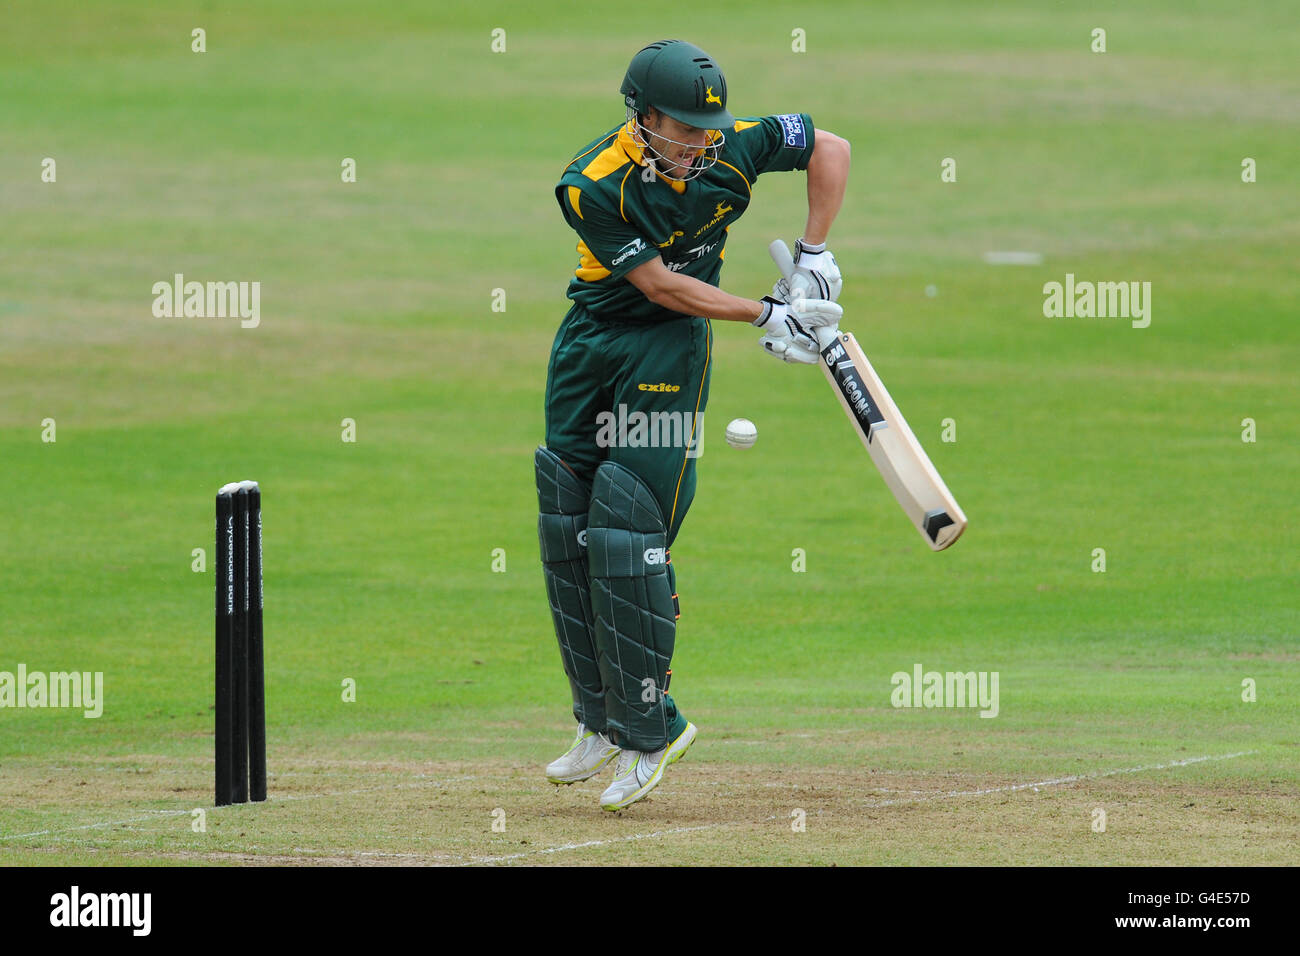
left=643, top=548, right=666, bottom=565
left=778, top=114, right=806, bottom=149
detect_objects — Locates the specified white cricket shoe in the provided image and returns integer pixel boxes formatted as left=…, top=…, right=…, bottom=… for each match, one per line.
left=599, top=722, right=697, bottom=811
left=546, top=723, right=620, bottom=784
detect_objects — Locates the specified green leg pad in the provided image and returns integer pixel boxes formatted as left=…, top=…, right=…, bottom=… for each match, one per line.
left=588, top=460, right=681, bottom=752
left=535, top=446, right=604, bottom=731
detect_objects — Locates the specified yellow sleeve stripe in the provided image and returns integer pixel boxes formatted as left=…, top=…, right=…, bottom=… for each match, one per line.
left=669, top=321, right=712, bottom=533
left=733, top=120, right=760, bottom=133
left=574, top=240, right=611, bottom=281
left=567, top=186, right=583, bottom=220
left=619, top=165, right=635, bottom=221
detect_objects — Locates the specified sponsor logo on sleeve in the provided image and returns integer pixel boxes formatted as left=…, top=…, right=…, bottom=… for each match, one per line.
left=778, top=114, right=806, bottom=149
left=612, top=237, right=648, bottom=266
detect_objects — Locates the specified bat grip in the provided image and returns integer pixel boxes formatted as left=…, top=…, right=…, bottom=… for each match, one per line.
left=769, top=239, right=796, bottom=281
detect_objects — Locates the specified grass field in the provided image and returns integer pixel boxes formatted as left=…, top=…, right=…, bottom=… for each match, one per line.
left=1, top=0, right=1297, bottom=866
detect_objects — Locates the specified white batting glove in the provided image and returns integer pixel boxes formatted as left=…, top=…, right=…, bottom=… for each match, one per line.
left=754, top=294, right=841, bottom=364
left=790, top=238, right=843, bottom=302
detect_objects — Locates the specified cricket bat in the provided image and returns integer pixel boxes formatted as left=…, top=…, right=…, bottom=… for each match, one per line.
left=770, top=240, right=967, bottom=551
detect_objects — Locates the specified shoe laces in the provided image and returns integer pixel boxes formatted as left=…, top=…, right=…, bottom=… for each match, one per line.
left=613, top=749, right=638, bottom=776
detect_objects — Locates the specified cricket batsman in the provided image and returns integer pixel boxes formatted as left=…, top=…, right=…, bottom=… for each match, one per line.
left=536, top=39, right=850, bottom=810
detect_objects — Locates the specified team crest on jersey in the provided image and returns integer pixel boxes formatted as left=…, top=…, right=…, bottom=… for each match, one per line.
left=778, top=114, right=806, bottom=148
left=692, top=201, right=733, bottom=238
left=658, top=231, right=685, bottom=249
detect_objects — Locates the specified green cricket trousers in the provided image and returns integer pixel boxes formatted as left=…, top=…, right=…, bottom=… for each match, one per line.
left=537, top=303, right=712, bottom=751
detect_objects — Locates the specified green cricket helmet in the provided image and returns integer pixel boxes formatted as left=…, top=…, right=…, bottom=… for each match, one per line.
left=621, top=39, right=734, bottom=129
left=621, top=40, right=733, bottom=180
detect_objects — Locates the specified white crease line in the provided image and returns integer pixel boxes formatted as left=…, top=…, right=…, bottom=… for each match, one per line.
left=455, top=750, right=1256, bottom=864
left=3, top=750, right=1257, bottom=853
left=861, top=751, right=1257, bottom=807
left=2, top=810, right=193, bottom=841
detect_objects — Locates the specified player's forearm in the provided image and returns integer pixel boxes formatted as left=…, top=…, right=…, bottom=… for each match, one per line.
left=646, top=271, right=764, bottom=323
left=803, top=130, right=851, bottom=245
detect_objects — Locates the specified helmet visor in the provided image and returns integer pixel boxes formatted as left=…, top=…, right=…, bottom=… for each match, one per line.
left=630, top=108, right=726, bottom=182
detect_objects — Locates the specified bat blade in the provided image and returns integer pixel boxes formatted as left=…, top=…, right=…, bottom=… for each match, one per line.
left=819, top=332, right=967, bottom=551
left=768, top=238, right=966, bottom=549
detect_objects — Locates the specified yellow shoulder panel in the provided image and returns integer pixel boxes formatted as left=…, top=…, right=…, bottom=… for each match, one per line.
left=581, top=140, right=632, bottom=183
left=732, top=120, right=760, bottom=133
left=567, top=186, right=583, bottom=220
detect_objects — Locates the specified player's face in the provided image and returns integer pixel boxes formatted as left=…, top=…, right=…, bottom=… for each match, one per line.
left=643, top=110, right=711, bottom=180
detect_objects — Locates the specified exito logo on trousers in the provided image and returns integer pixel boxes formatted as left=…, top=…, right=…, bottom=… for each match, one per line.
left=594, top=405, right=704, bottom=458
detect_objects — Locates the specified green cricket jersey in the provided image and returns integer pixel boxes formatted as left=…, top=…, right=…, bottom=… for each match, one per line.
left=555, top=113, right=816, bottom=321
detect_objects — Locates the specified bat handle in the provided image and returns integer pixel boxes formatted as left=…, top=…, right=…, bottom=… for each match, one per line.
left=769, top=239, right=796, bottom=282
left=772, top=239, right=838, bottom=355
left=815, top=326, right=839, bottom=351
